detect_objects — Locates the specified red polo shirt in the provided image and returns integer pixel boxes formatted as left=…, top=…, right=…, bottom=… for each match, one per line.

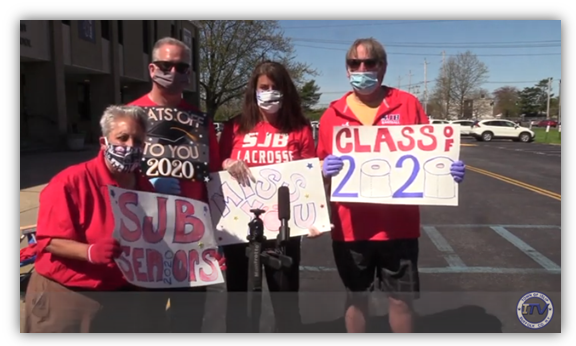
left=34, top=150, right=155, bottom=290
left=317, top=87, right=429, bottom=242
left=219, top=118, right=316, bottom=168
left=128, top=95, right=221, bottom=202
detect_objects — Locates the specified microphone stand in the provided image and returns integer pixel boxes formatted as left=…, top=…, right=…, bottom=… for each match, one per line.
left=245, top=208, right=293, bottom=333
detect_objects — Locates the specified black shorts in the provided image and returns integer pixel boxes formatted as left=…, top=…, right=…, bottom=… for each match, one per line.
left=332, top=239, right=420, bottom=303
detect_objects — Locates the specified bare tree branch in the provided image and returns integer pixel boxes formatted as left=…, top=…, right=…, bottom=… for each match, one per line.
left=197, top=20, right=318, bottom=116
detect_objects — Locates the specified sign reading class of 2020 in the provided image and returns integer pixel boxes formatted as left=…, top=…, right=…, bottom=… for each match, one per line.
left=108, top=186, right=224, bottom=289
left=330, top=124, right=461, bottom=206
left=206, top=158, right=332, bottom=246
left=141, top=106, right=211, bottom=182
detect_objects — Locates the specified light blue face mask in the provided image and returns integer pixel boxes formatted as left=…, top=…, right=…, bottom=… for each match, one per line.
left=349, top=71, right=380, bottom=95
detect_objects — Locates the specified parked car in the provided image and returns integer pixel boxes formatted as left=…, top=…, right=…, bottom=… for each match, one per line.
left=470, top=119, right=535, bottom=142
left=449, top=119, right=475, bottom=136
left=430, top=119, right=450, bottom=124
left=537, top=119, right=558, bottom=128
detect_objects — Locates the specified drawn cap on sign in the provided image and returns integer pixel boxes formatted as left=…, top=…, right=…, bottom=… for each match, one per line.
left=147, top=120, right=199, bottom=145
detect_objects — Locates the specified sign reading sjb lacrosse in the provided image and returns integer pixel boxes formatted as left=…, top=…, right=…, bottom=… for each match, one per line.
left=330, top=124, right=461, bottom=206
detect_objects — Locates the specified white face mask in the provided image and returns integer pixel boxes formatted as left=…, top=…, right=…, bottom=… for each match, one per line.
left=257, top=90, right=283, bottom=114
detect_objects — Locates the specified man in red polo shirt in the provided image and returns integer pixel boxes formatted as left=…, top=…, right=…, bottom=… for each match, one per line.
left=127, top=37, right=221, bottom=333
left=317, top=38, right=466, bottom=333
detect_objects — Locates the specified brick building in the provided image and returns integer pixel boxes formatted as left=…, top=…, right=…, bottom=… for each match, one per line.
left=20, top=20, right=200, bottom=150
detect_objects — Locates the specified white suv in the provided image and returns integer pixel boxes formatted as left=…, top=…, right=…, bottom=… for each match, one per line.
left=470, top=119, right=535, bottom=142
left=449, top=119, right=475, bottom=136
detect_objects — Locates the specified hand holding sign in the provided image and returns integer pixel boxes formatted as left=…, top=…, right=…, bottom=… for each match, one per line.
left=207, top=158, right=332, bottom=246
left=108, top=186, right=224, bottom=289
left=223, top=159, right=256, bottom=187
left=330, top=124, right=461, bottom=206
left=450, top=160, right=466, bottom=183
left=322, top=155, right=344, bottom=178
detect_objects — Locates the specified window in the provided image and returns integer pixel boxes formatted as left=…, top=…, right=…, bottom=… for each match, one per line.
left=78, top=20, right=96, bottom=43
left=484, top=121, right=499, bottom=126
left=142, top=20, right=150, bottom=54
left=502, top=121, right=516, bottom=127
left=78, top=82, right=91, bottom=121
left=101, top=20, right=110, bottom=40
left=118, top=20, right=123, bottom=45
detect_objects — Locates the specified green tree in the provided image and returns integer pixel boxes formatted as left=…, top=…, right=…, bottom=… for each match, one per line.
left=304, top=107, right=326, bottom=121
left=198, top=20, right=318, bottom=117
left=492, top=86, right=520, bottom=117
left=518, top=79, right=553, bottom=115
left=299, top=80, right=322, bottom=112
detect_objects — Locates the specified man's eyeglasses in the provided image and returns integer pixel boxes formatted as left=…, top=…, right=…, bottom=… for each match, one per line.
left=153, top=61, right=190, bottom=74
left=346, top=59, right=378, bottom=70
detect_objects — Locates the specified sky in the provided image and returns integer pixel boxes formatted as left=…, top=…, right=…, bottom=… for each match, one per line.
left=277, top=20, right=561, bottom=108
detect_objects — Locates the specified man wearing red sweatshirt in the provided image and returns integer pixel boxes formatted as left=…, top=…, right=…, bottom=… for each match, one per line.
left=128, top=37, right=221, bottom=333
left=317, top=38, right=466, bottom=333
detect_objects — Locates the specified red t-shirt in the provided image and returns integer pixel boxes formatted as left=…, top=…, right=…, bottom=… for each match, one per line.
left=316, top=87, right=429, bottom=242
left=128, top=95, right=220, bottom=202
left=34, top=150, right=155, bottom=290
left=219, top=118, right=316, bottom=168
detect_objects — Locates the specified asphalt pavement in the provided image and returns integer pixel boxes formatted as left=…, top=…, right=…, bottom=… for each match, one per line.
left=20, top=137, right=562, bottom=333
left=200, top=136, right=561, bottom=333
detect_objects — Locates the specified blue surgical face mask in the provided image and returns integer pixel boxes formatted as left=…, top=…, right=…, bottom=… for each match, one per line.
left=349, top=71, right=380, bottom=95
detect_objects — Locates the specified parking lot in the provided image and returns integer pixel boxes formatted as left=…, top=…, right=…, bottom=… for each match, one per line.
left=200, top=137, right=562, bottom=333
left=20, top=136, right=561, bottom=333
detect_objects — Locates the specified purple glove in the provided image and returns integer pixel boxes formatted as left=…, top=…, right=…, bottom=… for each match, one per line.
left=450, top=160, right=466, bottom=183
left=322, top=155, right=344, bottom=177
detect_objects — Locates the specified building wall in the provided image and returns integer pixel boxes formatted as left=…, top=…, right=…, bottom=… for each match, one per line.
left=20, top=20, right=201, bottom=149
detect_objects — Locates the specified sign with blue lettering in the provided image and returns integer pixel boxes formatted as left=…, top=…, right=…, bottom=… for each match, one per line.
left=330, top=124, right=461, bottom=206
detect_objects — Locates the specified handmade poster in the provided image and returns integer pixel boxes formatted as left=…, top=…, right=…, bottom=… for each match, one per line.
left=330, top=124, right=461, bottom=206
left=206, top=158, right=331, bottom=246
left=140, top=106, right=211, bottom=182
left=108, top=186, right=224, bottom=289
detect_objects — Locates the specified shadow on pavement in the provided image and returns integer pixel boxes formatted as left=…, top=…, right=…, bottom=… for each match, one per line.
left=301, top=305, right=503, bottom=333
left=20, top=148, right=99, bottom=190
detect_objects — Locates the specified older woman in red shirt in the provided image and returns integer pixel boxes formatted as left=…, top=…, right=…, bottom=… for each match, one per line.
left=24, top=105, right=155, bottom=333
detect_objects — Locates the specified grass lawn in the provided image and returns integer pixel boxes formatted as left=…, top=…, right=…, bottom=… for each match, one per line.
left=532, top=128, right=561, bottom=144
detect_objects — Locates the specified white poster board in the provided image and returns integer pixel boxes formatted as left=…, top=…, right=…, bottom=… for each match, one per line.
left=330, top=124, right=461, bottom=206
left=108, top=186, right=224, bottom=289
left=206, top=158, right=331, bottom=246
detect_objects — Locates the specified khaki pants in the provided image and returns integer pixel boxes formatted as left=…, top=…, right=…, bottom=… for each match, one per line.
left=24, top=272, right=144, bottom=333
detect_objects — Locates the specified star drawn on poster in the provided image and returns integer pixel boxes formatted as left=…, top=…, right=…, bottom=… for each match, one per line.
left=306, top=163, right=313, bottom=169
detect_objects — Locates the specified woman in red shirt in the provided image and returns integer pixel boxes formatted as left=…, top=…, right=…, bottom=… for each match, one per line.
left=24, top=105, right=155, bottom=333
left=219, top=60, right=321, bottom=333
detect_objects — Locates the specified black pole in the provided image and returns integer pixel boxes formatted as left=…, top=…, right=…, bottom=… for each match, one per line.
left=245, top=187, right=295, bottom=332
left=246, top=208, right=265, bottom=333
